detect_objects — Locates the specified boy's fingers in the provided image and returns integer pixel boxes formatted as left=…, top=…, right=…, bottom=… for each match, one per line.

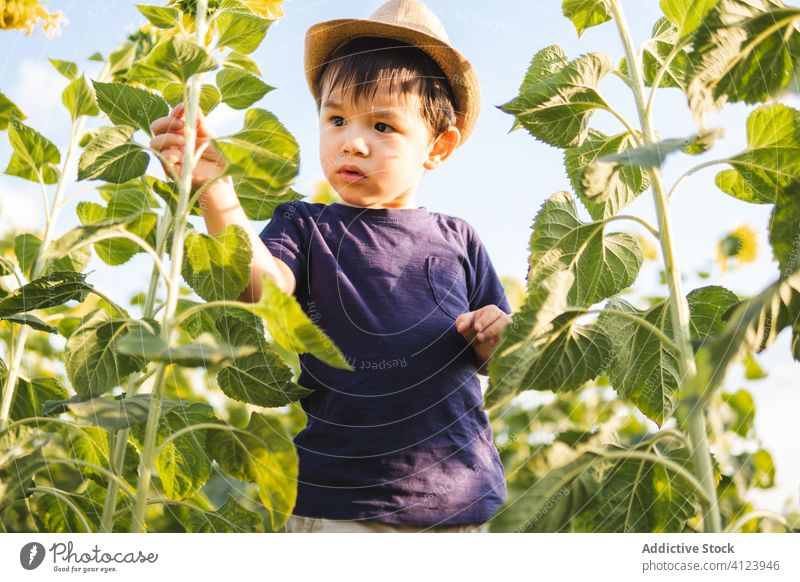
left=472, top=306, right=500, bottom=332
left=151, top=116, right=184, bottom=136
left=150, top=133, right=185, bottom=151
left=476, top=316, right=507, bottom=342
left=162, top=148, right=183, bottom=165
left=455, top=311, right=475, bottom=333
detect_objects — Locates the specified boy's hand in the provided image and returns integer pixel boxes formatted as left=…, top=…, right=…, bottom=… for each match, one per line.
left=455, top=305, right=512, bottom=374
left=149, top=102, right=228, bottom=191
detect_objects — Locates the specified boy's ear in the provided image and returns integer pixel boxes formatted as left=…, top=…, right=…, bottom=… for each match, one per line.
left=424, top=126, right=461, bottom=170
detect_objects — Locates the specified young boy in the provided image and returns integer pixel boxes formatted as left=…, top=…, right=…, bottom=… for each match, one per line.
left=150, top=0, right=512, bottom=533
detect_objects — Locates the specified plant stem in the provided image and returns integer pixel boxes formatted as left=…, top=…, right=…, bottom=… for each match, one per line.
left=99, top=205, right=172, bottom=532
left=129, top=0, right=209, bottom=533
left=724, top=510, right=789, bottom=533
left=667, top=158, right=727, bottom=202
left=28, top=486, right=94, bottom=532
left=604, top=214, right=659, bottom=238
left=608, top=0, right=721, bottom=533
left=1, top=140, right=77, bottom=433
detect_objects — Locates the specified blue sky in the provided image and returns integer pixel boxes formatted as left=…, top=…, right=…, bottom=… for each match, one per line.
left=0, top=1, right=797, bottom=513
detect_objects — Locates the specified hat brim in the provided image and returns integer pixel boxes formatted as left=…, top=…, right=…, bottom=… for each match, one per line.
left=304, top=18, right=480, bottom=145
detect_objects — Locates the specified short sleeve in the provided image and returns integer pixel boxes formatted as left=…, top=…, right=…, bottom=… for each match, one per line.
left=465, top=225, right=512, bottom=315
left=258, top=201, right=309, bottom=287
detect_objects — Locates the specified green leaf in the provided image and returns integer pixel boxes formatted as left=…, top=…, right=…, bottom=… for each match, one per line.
left=216, top=315, right=314, bottom=407
left=42, top=393, right=178, bottom=431
left=217, top=68, right=274, bottom=109
left=635, top=18, right=690, bottom=89
left=660, top=0, right=719, bottom=37
left=720, top=389, right=755, bottom=436
left=498, top=45, right=613, bottom=148
left=161, top=82, right=221, bottom=114
left=10, top=376, right=68, bottom=421
left=562, top=0, right=611, bottom=37
left=13, top=233, right=41, bottom=278
left=129, top=36, right=217, bottom=85
left=206, top=412, right=297, bottom=531
left=68, top=427, right=139, bottom=490
left=136, top=4, right=180, bottom=28
left=687, top=285, right=740, bottom=348
left=93, top=189, right=158, bottom=266
left=0, top=313, right=57, bottom=333
left=251, top=273, right=353, bottom=370
left=735, top=449, right=775, bottom=489
left=579, top=440, right=698, bottom=532
left=526, top=191, right=643, bottom=307
left=4, top=120, right=60, bottom=184
left=131, top=401, right=216, bottom=501
left=0, top=271, right=91, bottom=318
left=687, top=2, right=800, bottom=124
left=64, top=312, right=152, bottom=398
left=0, top=446, right=49, bottom=513
left=715, top=104, right=800, bottom=204
left=44, top=207, right=153, bottom=268
left=599, top=137, right=692, bottom=168
left=599, top=298, right=680, bottom=424
left=181, top=224, right=252, bottom=301
left=116, top=328, right=257, bottom=368
left=48, top=58, right=79, bottom=80
left=14, top=232, right=91, bottom=278
left=769, top=180, right=800, bottom=276
left=78, top=125, right=149, bottom=183
left=186, top=495, right=264, bottom=532
left=62, top=76, right=100, bottom=121
left=686, top=268, right=800, bottom=400
left=222, top=52, right=262, bottom=76
left=564, top=130, right=649, bottom=219
left=216, top=8, right=271, bottom=54
left=486, top=271, right=610, bottom=410
left=215, top=109, right=300, bottom=219
left=92, top=82, right=169, bottom=136
left=492, top=452, right=601, bottom=532
left=597, top=130, right=725, bottom=171
left=742, top=353, right=768, bottom=380
left=144, top=175, right=202, bottom=217
left=0, top=91, right=25, bottom=131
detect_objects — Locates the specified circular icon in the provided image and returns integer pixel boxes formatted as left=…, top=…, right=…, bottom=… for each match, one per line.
left=20, top=542, right=46, bottom=570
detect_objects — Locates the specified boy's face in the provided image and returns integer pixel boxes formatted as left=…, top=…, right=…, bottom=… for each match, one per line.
left=318, top=79, right=460, bottom=209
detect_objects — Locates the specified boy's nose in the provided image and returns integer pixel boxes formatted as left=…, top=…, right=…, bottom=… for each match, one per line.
left=341, top=134, right=368, bottom=156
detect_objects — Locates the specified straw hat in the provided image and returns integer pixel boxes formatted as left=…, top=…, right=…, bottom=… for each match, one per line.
left=304, top=0, right=481, bottom=145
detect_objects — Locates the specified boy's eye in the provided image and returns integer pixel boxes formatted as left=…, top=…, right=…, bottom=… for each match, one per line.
left=327, top=116, right=394, bottom=133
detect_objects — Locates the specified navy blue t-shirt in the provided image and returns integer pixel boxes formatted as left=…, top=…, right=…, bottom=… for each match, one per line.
left=259, top=200, right=511, bottom=526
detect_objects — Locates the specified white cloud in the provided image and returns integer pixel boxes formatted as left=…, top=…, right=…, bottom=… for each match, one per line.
left=0, top=180, right=44, bottom=234
left=8, top=58, right=70, bottom=141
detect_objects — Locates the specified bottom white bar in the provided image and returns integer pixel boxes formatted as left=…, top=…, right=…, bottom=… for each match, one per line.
left=1, top=533, right=798, bottom=581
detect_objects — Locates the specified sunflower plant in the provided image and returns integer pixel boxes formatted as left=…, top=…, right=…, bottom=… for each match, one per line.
left=488, top=0, right=800, bottom=533
left=0, top=0, right=352, bottom=534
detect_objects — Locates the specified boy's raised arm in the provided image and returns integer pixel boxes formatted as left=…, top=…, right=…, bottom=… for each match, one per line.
left=199, top=177, right=296, bottom=301
left=149, top=106, right=295, bottom=302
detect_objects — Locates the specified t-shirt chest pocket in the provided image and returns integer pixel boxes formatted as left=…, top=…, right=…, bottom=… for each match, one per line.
left=425, top=256, right=470, bottom=320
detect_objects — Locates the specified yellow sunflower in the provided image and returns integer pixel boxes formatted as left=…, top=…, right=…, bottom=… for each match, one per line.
left=309, top=179, right=340, bottom=205
left=0, top=0, right=66, bottom=36
left=637, top=234, right=659, bottom=262
left=716, top=224, right=758, bottom=272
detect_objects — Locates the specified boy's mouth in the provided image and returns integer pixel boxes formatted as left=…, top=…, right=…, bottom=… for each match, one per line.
left=338, top=165, right=366, bottom=182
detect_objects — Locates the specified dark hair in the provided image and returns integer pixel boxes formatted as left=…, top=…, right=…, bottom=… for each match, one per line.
left=315, top=36, right=458, bottom=141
